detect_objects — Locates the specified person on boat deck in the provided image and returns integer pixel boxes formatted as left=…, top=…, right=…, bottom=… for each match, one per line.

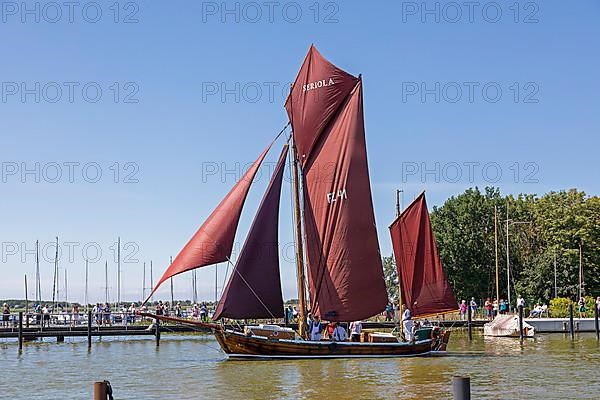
left=285, top=305, right=293, bottom=325
left=156, top=301, right=164, bottom=316
left=385, top=303, right=394, bottom=321
left=325, top=321, right=336, bottom=339
left=332, top=322, right=348, bottom=342
left=402, top=304, right=413, bottom=341
left=200, top=303, right=208, bottom=321
left=350, top=320, right=362, bottom=342
left=309, top=315, right=322, bottom=341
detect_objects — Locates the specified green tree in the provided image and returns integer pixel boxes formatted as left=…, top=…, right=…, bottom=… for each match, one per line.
left=382, top=256, right=398, bottom=301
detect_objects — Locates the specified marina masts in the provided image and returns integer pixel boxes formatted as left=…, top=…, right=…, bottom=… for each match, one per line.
left=117, top=237, right=121, bottom=305
left=494, top=206, right=500, bottom=309
left=52, top=236, right=59, bottom=310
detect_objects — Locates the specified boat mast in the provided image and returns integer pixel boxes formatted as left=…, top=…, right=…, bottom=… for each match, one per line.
left=170, top=256, right=174, bottom=305
left=494, top=206, right=500, bottom=312
left=52, top=236, right=59, bottom=311
left=396, top=189, right=403, bottom=334
left=35, top=240, right=41, bottom=304
left=291, top=137, right=308, bottom=338
left=85, top=259, right=89, bottom=312
left=579, top=243, right=583, bottom=298
left=117, top=237, right=121, bottom=306
left=505, top=203, right=511, bottom=311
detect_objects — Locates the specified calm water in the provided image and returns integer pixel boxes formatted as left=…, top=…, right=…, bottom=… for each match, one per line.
left=1, top=332, right=599, bottom=399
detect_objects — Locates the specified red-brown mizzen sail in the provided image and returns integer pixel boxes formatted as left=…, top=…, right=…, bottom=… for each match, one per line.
left=213, top=145, right=289, bottom=320
left=389, top=193, right=458, bottom=317
left=146, top=144, right=272, bottom=302
left=285, top=45, right=359, bottom=167
left=300, top=79, right=388, bottom=322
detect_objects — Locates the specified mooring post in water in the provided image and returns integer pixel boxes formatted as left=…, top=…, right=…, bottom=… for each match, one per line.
left=518, top=305, right=524, bottom=340
left=452, top=376, right=471, bottom=400
left=594, top=302, right=599, bottom=341
left=155, top=317, right=160, bottom=346
left=93, top=381, right=107, bottom=400
left=87, top=310, right=92, bottom=348
left=569, top=302, right=574, bottom=339
left=18, top=311, right=23, bottom=351
left=467, top=304, right=472, bottom=341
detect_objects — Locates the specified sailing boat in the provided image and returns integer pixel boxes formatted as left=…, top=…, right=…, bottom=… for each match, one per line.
left=484, top=206, right=535, bottom=338
left=145, top=46, right=453, bottom=359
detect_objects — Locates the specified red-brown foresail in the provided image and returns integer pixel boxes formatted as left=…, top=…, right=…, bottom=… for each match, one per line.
left=389, top=193, right=457, bottom=317
left=213, top=145, right=289, bottom=320
left=287, top=46, right=388, bottom=321
left=146, top=144, right=272, bottom=301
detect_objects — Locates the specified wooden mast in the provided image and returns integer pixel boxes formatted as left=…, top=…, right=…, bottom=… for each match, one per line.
left=292, top=140, right=308, bottom=338
left=396, top=189, right=403, bottom=334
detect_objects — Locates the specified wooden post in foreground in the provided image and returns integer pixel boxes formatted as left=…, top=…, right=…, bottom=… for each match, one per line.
left=155, top=317, right=161, bottom=346
left=93, top=381, right=108, bottom=400
left=467, top=304, right=472, bottom=341
left=18, top=311, right=23, bottom=351
left=87, top=310, right=92, bottom=348
left=452, top=376, right=471, bottom=400
left=594, top=302, right=599, bottom=340
left=569, top=303, right=574, bottom=339
left=518, top=305, right=524, bottom=340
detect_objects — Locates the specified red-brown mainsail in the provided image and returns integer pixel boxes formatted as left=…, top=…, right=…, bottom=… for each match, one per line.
left=146, top=143, right=272, bottom=301
left=213, top=145, right=289, bottom=320
left=389, top=193, right=458, bottom=317
left=287, top=47, right=388, bottom=322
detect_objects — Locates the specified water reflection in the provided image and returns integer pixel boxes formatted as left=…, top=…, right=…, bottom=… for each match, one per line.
left=1, top=333, right=599, bottom=399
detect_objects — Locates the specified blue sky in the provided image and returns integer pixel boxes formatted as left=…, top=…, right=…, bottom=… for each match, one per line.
left=1, top=0, right=599, bottom=303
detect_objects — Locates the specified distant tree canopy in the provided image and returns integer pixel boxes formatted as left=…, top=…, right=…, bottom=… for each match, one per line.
left=421, top=187, right=600, bottom=305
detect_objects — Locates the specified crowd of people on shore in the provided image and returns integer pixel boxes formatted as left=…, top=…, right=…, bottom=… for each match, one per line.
left=3, top=296, right=600, bottom=330
left=457, top=296, right=600, bottom=320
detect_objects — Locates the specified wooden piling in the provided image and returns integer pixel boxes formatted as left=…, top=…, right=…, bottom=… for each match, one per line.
left=467, top=304, right=472, bottom=341
left=93, top=381, right=108, bottom=400
left=569, top=303, right=574, bottom=339
left=18, top=311, right=23, bottom=350
left=594, top=302, right=599, bottom=341
left=452, top=376, right=471, bottom=400
left=88, top=310, right=92, bottom=348
left=155, top=317, right=160, bottom=346
left=518, top=305, right=524, bottom=340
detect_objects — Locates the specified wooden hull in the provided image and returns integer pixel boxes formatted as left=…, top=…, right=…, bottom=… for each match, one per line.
left=214, top=329, right=449, bottom=359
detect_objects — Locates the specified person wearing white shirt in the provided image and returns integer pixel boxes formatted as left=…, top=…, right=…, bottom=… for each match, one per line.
left=350, top=321, right=362, bottom=342
left=516, top=296, right=525, bottom=314
left=309, top=315, right=322, bottom=341
left=402, top=305, right=413, bottom=341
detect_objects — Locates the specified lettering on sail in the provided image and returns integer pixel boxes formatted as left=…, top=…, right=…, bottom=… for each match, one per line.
left=327, top=189, right=347, bottom=204
left=303, top=78, right=335, bottom=92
